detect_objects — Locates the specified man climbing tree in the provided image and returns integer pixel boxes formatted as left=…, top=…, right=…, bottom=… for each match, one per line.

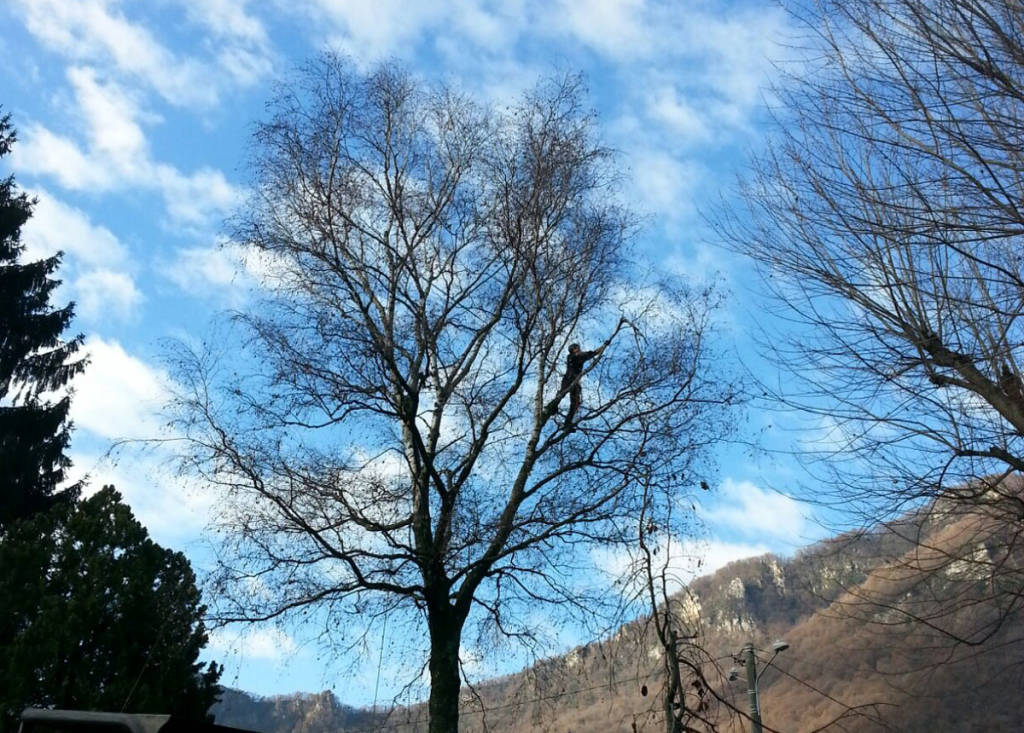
left=556, top=343, right=603, bottom=431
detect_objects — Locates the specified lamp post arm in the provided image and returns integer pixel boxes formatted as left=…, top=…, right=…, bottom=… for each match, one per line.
left=756, top=650, right=780, bottom=683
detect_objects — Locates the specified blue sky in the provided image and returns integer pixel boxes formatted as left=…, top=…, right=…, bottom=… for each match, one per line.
left=1, top=0, right=823, bottom=705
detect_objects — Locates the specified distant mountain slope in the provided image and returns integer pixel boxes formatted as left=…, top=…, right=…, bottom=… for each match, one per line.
left=213, top=514, right=1023, bottom=732
left=214, top=688, right=385, bottom=733
left=739, top=510, right=1024, bottom=732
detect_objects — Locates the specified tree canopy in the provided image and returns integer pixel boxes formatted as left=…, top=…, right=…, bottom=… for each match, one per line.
left=0, top=486, right=222, bottom=732
left=716, top=0, right=1024, bottom=668
left=172, top=57, right=737, bottom=732
left=0, top=110, right=85, bottom=530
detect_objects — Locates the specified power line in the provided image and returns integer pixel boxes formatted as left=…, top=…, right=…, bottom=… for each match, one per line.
left=371, top=613, right=389, bottom=715
left=318, top=645, right=895, bottom=733
left=758, top=655, right=900, bottom=733
left=340, top=647, right=736, bottom=732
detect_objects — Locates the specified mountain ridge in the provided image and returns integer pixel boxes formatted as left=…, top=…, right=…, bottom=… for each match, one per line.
left=213, top=515, right=1023, bottom=731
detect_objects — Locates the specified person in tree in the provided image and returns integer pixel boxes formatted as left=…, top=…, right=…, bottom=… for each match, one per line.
left=557, top=342, right=603, bottom=431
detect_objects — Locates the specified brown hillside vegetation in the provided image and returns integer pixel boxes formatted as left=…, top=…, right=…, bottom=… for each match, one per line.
left=215, top=506, right=1024, bottom=732
left=748, top=508, right=1024, bottom=732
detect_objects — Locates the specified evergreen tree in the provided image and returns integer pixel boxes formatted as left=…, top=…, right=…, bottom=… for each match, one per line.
left=0, top=487, right=222, bottom=731
left=0, top=110, right=85, bottom=530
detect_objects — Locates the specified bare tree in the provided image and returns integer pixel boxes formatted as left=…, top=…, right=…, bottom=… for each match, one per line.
left=171, top=57, right=737, bottom=732
left=715, top=0, right=1024, bottom=671
left=634, top=484, right=722, bottom=733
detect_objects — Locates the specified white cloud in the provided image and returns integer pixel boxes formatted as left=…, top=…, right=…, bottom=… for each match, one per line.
left=626, top=148, right=701, bottom=217
left=11, top=0, right=219, bottom=108
left=182, top=0, right=269, bottom=45
left=432, top=43, right=541, bottom=106
left=153, top=164, right=243, bottom=227
left=207, top=627, right=299, bottom=662
left=14, top=124, right=109, bottom=190
left=681, top=7, right=787, bottom=129
left=162, top=240, right=256, bottom=305
left=67, top=66, right=149, bottom=170
left=646, top=85, right=712, bottom=141
left=75, top=269, right=143, bottom=322
left=72, top=337, right=172, bottom=442
left=307, top=0, right=445, bottom=63
left=214, top=43, right=276, bottom=88
left=159, top=241, right=285, bottom=317
left=73, top=450, right=214, bottom=546
left=177, top=0, right=276, bottom=87
left=15, top=68, right=242, bottom=228
left=21, top=189, right=127, bottom=266
left=287, top=0, right=527, bottom=79
left=450, top=2, right=524, bottom=50
left=700, top=478, right=810, bottom=542
left=593, top=534, right=773, bottom=598
left=700, top=538, right=773, bottom=575
left=555, top=0, right=647, bottom=58
left=19, top=190, right=143, bottom=323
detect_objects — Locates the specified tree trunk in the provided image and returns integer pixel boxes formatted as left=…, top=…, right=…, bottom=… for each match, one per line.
left=427, top=606, right=463, bottom=733
left=663, top=627, right=684, bottom=733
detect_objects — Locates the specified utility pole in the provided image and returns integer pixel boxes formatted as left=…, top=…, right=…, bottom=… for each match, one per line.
left=664, top=628, right=684, bottom=733
left=743, top=641, right=762, bottom=733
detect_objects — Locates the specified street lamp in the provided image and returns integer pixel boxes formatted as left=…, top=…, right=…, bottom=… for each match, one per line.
left=735, top=640, right=788, bottom=733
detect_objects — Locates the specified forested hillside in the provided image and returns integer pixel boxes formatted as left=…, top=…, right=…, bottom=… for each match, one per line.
left=215, top=499, right=1024, bottom=732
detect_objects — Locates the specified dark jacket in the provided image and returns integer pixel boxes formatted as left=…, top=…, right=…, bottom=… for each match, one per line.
left=563, top=349, right=597, bottom=385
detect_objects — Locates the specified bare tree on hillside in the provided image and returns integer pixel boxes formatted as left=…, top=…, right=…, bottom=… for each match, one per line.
left=171, top=57, right=738, bottom=733
left=632, top=480, right=722, bottom=733
left=715, top=0, right=1024, bottom=671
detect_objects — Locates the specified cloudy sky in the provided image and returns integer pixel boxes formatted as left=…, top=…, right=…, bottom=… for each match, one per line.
left=1, top=0, right=819, bottom=704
